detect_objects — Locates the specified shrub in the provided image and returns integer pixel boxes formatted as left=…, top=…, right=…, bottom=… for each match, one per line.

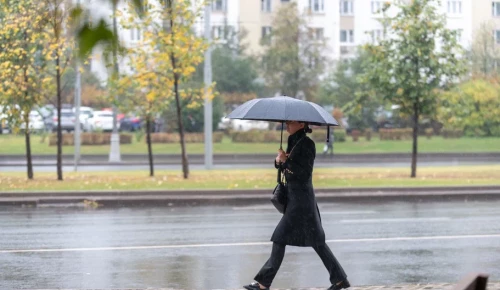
left=379, top=128, right=413, bottom=140
left=333, top=129, right=346, bottom=142
left=149, top=132, right=224, bottom=144
left=365, top=128, right=372, bottom=141
left=425, top=128, right=433, bottom=139
left=442, top=129, right=463, bottom=139
left=231, top=130, right=266, bottom=143
left=351, top=129, right=360, bottom=142
left=310, top=129, right=346, bottom=143
left=49, top=133, right=133, bottom=146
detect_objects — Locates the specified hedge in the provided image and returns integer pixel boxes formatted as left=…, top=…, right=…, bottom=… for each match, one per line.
left=228, top=129, right=348, bottom=143
left=148, top=132, right=224, bottom=144
left=311, top=129, right=347, bottom=143
left=442, top=129, right=463, bottom=139
left=49, top=133, right=133, bottom=146
left=379, top=128, right=413, bottom=140
left=231, top=130, right=281, bottom=143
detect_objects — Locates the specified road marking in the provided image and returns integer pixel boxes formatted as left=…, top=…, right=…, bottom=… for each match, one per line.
left=2, top=234, right=500, bottom=254
left=339, top=217, right=451, bottom=223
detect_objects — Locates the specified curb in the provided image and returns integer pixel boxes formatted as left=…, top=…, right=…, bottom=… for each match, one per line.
left=1, top=186, right=500, bottom=207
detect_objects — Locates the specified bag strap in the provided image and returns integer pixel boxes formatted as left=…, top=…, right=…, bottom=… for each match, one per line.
left=277, top=136, right=306, bottom=184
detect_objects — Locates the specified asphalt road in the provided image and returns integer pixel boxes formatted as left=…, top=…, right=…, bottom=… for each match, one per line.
left=1, top=200, right=500, bottom=289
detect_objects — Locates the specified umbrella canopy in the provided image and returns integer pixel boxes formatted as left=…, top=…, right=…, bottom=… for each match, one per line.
left=226, top=96, right=339, bottom=126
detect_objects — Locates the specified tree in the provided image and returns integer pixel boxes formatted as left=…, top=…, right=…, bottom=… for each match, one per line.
left=317, top=52, right=381, bottom=130
left=469, top=21, right=500, bottom=77
left=437, top=78, right=500, bottom=137
left=261, top=2, right=328, bottom=100
left=191, top=25, right=262, bottom=110
left=120, top=0, right=209, bottom=179
left=45, top=0, right=75, bottom=181
left=162, top=0, right=209, bottom=179
left=0, top=0, right=51, bottom=179
left=60, top=66, right=104, bottom=104
left=360, top=0, right=466, bottom=177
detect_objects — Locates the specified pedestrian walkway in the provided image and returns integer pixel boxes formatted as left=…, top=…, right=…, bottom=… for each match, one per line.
left=28, top=283, right=500, bottom=290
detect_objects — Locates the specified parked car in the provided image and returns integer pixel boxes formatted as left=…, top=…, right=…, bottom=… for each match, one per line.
left=120, top=115, right=142, bottom=132
left=53, top=109, right=78, bottom=132
left=20, top=111, right=45, bottom=132
left=229, top=119, right=270, bottom=131
left=74, top=106, right=95, bottom=132
left=38, top=105, right=55, bottom=132
left=92, top=110, right=118, bottom=132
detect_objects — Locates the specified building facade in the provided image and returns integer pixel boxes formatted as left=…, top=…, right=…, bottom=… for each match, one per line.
left=88, top=0, right=498, bottom=83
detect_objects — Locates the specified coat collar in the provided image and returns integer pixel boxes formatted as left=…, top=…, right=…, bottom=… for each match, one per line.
left=287, top=130, right=306, bottom=151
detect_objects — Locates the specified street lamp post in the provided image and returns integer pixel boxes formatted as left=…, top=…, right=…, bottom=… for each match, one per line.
left=109, top=0, right=121, bottom=162
left=203, top=2, right=213, bottom=169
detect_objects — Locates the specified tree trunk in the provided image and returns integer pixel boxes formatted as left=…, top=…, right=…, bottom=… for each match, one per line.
left=411, top=101, right=419, bottom=178
left=24, top=116, right=33, bottom=180
left=56, top=52, right=63, bottom=181
left=146, top=116, right=154, bottom=177
left=23, top=66, right=33, bottom=180
left=167, top=0, right=188, bottom=179
left=174, top=72, right=189, bottom=179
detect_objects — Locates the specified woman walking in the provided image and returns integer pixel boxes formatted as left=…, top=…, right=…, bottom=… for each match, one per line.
left=244, top=121, right=350, bottom=290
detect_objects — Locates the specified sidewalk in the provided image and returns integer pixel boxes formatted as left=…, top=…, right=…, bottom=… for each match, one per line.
left=2, top=152, right=499, bottom=166
left=2, top=186, right=500, bottom=207
left=25, top=283, right=500, bottom=290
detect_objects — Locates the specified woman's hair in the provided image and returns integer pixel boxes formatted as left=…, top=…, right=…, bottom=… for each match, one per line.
left=302, top=122, right=313, bottom=134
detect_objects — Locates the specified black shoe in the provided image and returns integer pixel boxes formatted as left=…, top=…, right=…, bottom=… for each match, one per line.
left=328, top=279, right=351, bottom=290
left=244, top=282, right=269, bottom=290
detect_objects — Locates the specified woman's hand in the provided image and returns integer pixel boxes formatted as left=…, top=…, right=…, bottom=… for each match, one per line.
left=276, top=149, right=288, bottom=163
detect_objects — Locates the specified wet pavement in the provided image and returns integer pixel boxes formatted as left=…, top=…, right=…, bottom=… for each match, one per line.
left=1, top=200, right=500, bottom=289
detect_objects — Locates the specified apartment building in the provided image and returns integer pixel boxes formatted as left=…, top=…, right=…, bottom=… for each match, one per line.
left=238, top=0, right=340, bottom=60
left=347, top=0, right=472, bottom=59
left=88, top=0, right=241, bottom=82
left=475, top=1, right=500, bottom=45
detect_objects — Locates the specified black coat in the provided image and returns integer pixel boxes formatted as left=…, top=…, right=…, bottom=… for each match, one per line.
left=270, top=130, right=326, bottom=247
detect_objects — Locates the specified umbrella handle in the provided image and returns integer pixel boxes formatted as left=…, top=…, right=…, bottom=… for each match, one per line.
left=327, top=126, right=330, bottom=143
left=280, top=121, right=284, bottom=150
left=278, top=121, right=284, bottom=184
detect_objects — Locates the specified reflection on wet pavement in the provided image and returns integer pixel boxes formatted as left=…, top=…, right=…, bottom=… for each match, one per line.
left=1, top=200, right=500, bottom=289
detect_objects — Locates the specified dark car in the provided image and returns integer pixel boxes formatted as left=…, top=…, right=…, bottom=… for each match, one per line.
left=120, top=116, right=142, bottom=132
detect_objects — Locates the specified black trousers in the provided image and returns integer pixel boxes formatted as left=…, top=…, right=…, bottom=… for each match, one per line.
left=254, top=242, right=347, bottom=287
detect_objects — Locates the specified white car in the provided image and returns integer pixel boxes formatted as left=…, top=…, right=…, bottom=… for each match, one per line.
left=74, top=106, right=95, bottom=132
left=230, top=119, right=270, bottom=131
left=20, top=111, right=45, bottom=132
left=91, top=111, right=118, bottom=132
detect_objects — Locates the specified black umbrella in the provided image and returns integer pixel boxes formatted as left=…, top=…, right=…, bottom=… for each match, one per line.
left=226, top=96, right=339, bottom=149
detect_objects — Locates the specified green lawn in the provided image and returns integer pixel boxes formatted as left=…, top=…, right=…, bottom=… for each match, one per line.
left=0, top=134, right=499, bottom=155
left=1, top=165, right=499, bottom=191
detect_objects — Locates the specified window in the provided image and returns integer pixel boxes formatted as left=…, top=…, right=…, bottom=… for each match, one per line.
left=340, top=29, right=354, bottom=43
left=262, top=26, right=272, bottom=39
left=262, top=0, right=272, bottom=12
left=447, top=0, right=462, bottom=15
left=454, top=29, right=463, bottom=43
left=212, top=0, right=226, bottom=11
left=281, top=0, right=290, bottom=2
left=493, top=2, right=500, bottom=16
left=495, top=30, right=500, bottom=44
left=212, top=26, right=223, bottom=39
left=130, top=28, right=141, bottom=41
left=310, top=28, right=324, bottom=40
left=371, top=1, right=382, bottom=13
left=371, top=29, right=383, bottom=42
left=309, top=0, right=325, bottom=13
left=340, top=0, right=354, bottom=15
